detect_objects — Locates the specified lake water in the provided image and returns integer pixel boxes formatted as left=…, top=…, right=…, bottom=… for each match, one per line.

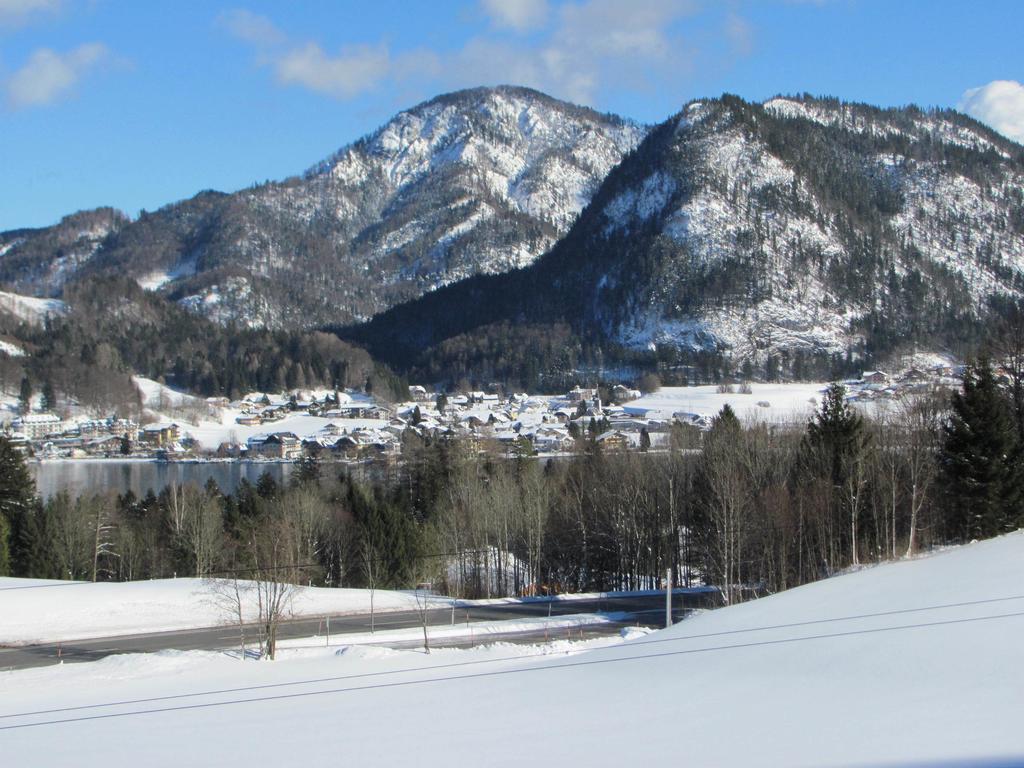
left=30, top=460, right=294, bottom=499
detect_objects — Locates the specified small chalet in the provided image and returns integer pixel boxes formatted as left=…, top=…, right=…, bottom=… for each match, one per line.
left=596, top=430, right=630, bottom=452
left=409, top=385, right=432, bottom=402
left=612, top=384, right=642, bottom=402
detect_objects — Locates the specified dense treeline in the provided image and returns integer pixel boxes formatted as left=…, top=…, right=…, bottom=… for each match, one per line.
left=2, top=276, right=408, bottom=408
left=3, top=359, right=1021, bottom=601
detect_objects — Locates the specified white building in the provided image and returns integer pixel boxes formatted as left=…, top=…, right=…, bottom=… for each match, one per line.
left=11, top=413, right=63, bottom=440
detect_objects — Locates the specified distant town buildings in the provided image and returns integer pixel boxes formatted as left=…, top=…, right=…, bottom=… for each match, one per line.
left=2, top=361, right=966, bottom=462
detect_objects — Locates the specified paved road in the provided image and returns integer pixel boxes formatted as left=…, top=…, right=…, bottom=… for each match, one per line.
left=0, top=591, right=716, bottom=671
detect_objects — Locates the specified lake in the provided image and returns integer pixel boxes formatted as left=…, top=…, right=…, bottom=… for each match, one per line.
left=30, top=460, right=295, bottom=499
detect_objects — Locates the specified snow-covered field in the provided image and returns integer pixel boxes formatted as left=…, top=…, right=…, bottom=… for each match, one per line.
left=629, top=382, right=830, bottom=423
left=0, top=578, right=435, bottom=645
left=2, top=533, right=1022, bottom=765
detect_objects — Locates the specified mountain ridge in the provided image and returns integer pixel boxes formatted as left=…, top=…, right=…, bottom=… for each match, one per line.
left=0, top=86, right=644, bottom=329
left=3, top=87, right=1023, bottom=391
left=345, top=92, right=1024, bottom=385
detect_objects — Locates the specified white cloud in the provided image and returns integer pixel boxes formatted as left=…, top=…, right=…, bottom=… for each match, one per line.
left=274, top=42, right=391, bottom=100
left=725, top=12, right=754, bottom=57
left=958, top=80, right=1024, bottom=144
left=481, top=0, right=548, bottom=32
left=218, top=8, right=285, bottom=47
left=5, top=43, right=109, bottom=109
left=0, top=0, right=59, bottom=27
left=226, top=0, right=711, bottom=107
left=455, top=0, right=697, bottom=103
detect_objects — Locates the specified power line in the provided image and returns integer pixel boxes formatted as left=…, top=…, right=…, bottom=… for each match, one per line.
left=2, top=609, right=1020, bottom=731
left=2, top=594, right=1021, bottom=727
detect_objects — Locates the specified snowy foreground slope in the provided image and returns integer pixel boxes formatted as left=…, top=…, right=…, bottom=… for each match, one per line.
left=2, top=534, right=1023, bottom=766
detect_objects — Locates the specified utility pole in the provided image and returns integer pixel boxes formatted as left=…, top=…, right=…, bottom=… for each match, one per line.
left=665, top=568, right=673, bottom=629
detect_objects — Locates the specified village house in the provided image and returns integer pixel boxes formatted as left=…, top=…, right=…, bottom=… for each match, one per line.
left=139, top=423, right=181, bottom=447
left=612, top=384, right=642, bottom=402
left=323, top=403, right=390, bottom=419
left=409, top=385, right=432, bottom=402
left=461, top=413, right=490, bottom=430
left=596, top=430, right=630, bottom=452
left=248, top=432, right=303, bottom=460
left=566, top=386, right=597, bottom=403
left=531, top=427, right=574, bottom=453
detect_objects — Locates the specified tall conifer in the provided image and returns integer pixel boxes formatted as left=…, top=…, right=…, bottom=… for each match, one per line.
left=939, top=358, right=1023, bottom=538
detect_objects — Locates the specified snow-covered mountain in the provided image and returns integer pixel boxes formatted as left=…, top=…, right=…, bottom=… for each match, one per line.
left=6, top=90, right=1022, bottom=380
left=598, top=95, right=1024, bottom=363
left=355, top=94, right=1024, bottom=377
left=0, top=87, right=642, bottom=328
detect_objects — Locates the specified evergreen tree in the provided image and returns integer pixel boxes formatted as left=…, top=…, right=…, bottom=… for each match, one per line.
left=18, top=376, right=32, bottom=415
left=0, top=511, right=9, bottom=576
left=0, top=436, right=39, bottom=576
left=639, top=427, right=652, bottom=452
left=575, top=399, right=588, bottom=420
left=255, top=471, right=279, bottom=500
left=939, top=359, right=1023, bottom=539
left=41, top=381, right=57, bottom=412
left=804, top=383, right=866, bottom=487
left=10, top=500, right=58, bottom=579
left=349, top=480, right=420, bottom=588
left=802, top=383, right=870, bottom=565
left=294, top=454, right=321, bottom=486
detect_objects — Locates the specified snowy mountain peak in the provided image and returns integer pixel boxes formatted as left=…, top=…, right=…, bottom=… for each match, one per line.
left=0, top=87, right=643, bottom=329
left=316, top=85, right=644, bottom=234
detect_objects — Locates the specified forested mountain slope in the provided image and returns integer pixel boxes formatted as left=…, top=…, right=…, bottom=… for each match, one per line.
left=348, top=94, right=1024, bottom=384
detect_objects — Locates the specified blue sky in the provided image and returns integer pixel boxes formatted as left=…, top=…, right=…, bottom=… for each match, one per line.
left=1, top=0, right=1022, bottom=231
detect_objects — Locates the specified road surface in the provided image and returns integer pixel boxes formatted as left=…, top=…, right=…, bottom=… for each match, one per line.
left=0, top=591, right=717, bottom=671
